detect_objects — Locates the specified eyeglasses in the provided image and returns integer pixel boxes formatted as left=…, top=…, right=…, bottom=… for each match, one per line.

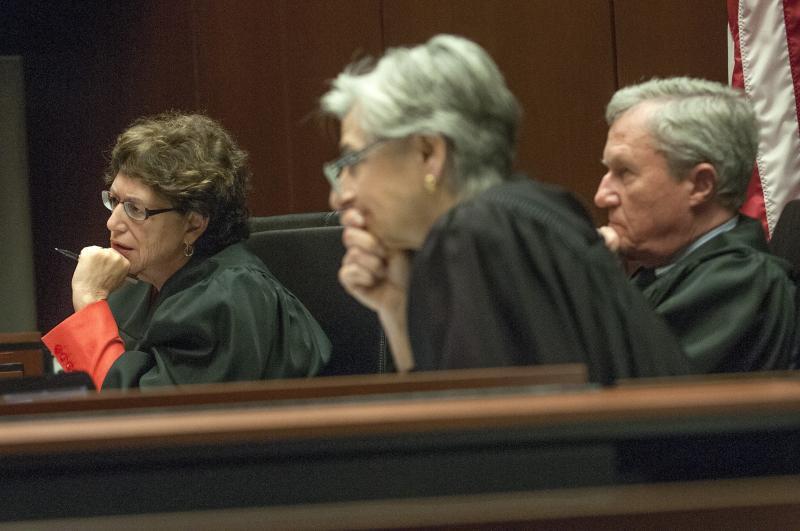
left=323, top=139, right=388, bottom=192
left=102, top=190, right=177, bottom=221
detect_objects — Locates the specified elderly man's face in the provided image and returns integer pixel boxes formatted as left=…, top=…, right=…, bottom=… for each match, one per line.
left=595, top=104, right=696, bottom=267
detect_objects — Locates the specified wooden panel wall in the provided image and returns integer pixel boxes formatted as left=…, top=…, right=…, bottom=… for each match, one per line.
left=0, top=0, right=726, bottom=333
left=0, top=1, right=200, bottom=334
left=193, top=0, right=383, bottom=216
left=382, top=0, right=617, bottom=220
left=614, top=0, right=728, bottom=86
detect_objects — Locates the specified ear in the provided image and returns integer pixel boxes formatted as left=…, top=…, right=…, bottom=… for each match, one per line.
left=184, top=211, right=209, bottom=244
left=416, top=134, right=449, bottom=179
left=686, top=163, right=718, bottom=207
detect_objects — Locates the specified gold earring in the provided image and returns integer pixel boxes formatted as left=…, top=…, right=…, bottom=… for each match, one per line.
left=423, top=173, right=438, bottom=194
left=184, top=242, right=194, bottom=257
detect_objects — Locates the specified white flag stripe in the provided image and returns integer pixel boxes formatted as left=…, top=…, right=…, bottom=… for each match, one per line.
left=738, top=0, right=800, bottom=234
left=727, top=23, right=735, bottom=84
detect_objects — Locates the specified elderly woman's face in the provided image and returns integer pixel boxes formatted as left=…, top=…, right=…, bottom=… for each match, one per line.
left=105, top=173, right=195, bottom=289
left=329, top=110, right=448, bottom=250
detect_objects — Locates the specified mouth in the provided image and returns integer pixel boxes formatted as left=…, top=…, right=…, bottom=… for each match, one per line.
left=338, top=207, right=369, bottom=230
left=606, top=217, right=624, bottom=230
left=110, top=241, right=134, bottom=255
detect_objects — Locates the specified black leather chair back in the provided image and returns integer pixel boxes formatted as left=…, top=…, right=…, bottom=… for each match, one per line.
left=248, top=212, right=339, bottom=233
left=245, top=226, right=389, bottom=376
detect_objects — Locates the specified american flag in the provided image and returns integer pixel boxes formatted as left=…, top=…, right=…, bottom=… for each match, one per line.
left=728, top=0, right=800, bottom=236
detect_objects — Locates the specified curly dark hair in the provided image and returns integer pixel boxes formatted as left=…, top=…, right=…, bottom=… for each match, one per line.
left=105, top=112, right=250, bottom=256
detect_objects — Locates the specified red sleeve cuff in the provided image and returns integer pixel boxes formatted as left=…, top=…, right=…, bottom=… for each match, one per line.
left=42, top=300, right=125, bottom=389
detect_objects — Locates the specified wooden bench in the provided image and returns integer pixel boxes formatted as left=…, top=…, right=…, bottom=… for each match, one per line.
left=0, top=331, right=43, bottom=379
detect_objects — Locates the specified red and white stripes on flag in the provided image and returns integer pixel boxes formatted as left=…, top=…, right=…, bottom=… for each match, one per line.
left=728, top=0, right=800, bottom=236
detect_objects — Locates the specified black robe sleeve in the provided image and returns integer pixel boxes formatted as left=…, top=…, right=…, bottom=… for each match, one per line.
left=407, top=180, right=689, bottom=383
left=640, top=217, right=799, bottom=372
left=105, top=244, right=331, bottom=389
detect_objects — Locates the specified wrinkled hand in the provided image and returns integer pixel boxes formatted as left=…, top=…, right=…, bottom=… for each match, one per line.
left=338, top=209, right=415, bottom=372
left=597, top=225, right=621, bottom=253
left=71, top=246, right=131, bottom=312
left=338, top=209, right=410, bottom=317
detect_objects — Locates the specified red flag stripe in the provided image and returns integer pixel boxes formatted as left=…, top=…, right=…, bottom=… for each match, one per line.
left=728, top=0, right=744, bottom=88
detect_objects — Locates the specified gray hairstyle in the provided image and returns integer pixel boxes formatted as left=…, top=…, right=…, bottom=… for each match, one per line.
left=606, top=77, right=758, bottom=211
left=320, top=34, right=521, bottom=198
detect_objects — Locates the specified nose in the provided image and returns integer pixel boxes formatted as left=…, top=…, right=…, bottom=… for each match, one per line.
left=106, top=202, right=128, bottom=233
left=328, top=188, right=341, bottom=210
left=329, top=173, right=356, bottom=212
left=594, top=173, right=620, bottom=209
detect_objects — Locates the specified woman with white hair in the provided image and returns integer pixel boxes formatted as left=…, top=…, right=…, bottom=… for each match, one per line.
left=321, top=35, right=688, bottom=383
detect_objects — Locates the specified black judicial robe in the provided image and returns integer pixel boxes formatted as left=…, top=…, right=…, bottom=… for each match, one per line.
left=105, top=242, right=331, bottom=389
left=407, top=178, right=690, bottom=384
left=634, top=215, right=799, bottom=373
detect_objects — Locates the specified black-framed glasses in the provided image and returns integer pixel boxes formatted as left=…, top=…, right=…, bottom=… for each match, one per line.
left=101, top=190, right=177, bottom=221
left=323, top=139, right=388, bottom=192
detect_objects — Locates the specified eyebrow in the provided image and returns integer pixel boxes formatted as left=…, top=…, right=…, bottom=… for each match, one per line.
left=338, top=142, right=356, bottom=153
left=601, top=151, right=625, bottom=166
left=109, top=190, right=144, bottom=203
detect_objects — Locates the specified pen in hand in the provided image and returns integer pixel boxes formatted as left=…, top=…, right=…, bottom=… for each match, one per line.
left=54, top=247, right=138, bottom=284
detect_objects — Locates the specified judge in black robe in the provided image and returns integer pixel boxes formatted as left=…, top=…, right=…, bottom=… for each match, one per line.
left=44, top=113, right=330, bottom=389
left=320, top=35, right=688, bottom=383
left=594, top=77, right=799, bottom=374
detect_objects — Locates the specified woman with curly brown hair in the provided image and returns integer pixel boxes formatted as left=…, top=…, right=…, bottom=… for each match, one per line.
left=43, top=113, right=330, bottom=389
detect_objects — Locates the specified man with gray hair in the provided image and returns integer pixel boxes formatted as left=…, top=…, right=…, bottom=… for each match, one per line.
left=595, top=77, right=798, bottom=373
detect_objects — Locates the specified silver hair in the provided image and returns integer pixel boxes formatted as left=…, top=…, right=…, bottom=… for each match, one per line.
left=606, top=77, right=758, bottom=211
left=320, top=34, right=521, bottom=198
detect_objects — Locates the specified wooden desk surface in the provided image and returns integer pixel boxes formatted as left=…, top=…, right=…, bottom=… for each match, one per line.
left=0, top=331, right=41, bottom=345
left=0, top=331, right=43, bottom=378
left=2, top=371, right=800, bottom=526
left=1, top=372, right=799, bottom=455
left=0, top=363, right=588, bottom=416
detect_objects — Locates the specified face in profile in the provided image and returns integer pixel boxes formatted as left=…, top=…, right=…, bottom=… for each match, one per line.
left=595, top=104, right=696, bottom=267
left=328, top=110, right=442, bottom=250
left=105, top=173, right=194, bottom=287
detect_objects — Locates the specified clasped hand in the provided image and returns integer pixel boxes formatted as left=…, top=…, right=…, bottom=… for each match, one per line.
left=71, top=246, right=131, bottom=312
left=597, top=225, right=621, bottom=253
left=337, top=209, right=410, bottom=318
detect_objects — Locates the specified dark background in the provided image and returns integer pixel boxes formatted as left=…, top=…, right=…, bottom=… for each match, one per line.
left=0, top=0, right=726, bottom=332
